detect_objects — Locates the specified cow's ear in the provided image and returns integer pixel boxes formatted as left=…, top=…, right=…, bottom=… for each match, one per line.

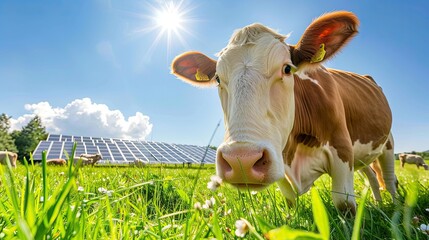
left=171, top=51, right=218, bottom=87
left=292, top=11, right=359, bottom=67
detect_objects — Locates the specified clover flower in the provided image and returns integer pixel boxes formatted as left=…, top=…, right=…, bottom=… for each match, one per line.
left=235, top=219, right=250, bottom=237
left=98, top=187, right=113, bottom=196
left=207, top=175, right=223, bottom=191
left=194, top=202, right=202, bottom=210
left=202, top=197, right=216, bottom=209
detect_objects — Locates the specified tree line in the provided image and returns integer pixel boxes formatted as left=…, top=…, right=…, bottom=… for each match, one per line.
left=0, top=113, right=48, bottom=162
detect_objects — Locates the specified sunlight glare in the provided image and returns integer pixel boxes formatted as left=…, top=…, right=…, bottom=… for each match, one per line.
left=156, top=2, right=183, bottom=31
left=137, top=0, right=195, bottom=60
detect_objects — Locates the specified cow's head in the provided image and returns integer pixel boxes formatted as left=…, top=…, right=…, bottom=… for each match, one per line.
left=172, top=11, right=358, bottom=190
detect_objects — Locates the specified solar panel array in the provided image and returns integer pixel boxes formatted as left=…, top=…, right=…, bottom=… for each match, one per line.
left=32, top=134, right=216, bottom=165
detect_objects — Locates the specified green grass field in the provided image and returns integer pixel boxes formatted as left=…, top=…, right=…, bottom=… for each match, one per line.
left=0, top=157, right=428, bottom=239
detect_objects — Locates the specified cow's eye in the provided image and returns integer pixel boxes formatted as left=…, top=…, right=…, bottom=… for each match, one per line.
left=283, top=64, right=292, bottom=75
left=283, top=64, right=296, bottom=75
left=215, top=75, right=221, bottom=84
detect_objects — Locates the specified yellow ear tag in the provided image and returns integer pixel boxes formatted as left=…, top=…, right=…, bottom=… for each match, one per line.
left=310, top=43, right=326, bottom=63
left=195, top=68, right=209, bottom=81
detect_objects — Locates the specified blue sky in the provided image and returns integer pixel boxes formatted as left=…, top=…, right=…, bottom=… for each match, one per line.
left=1, top=0, right=428, bottom=153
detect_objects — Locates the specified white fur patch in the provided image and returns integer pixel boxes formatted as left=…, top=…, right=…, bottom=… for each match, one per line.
left=289, top=144, right=330, bottom=194
left=353, top=140, right=385, bottom=169
left=296, top=71, right=320, bottom=86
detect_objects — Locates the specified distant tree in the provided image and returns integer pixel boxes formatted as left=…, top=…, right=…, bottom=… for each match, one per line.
left=0, top=113, right=17, bottom=152
left=12, top=115, right=48, bottom=161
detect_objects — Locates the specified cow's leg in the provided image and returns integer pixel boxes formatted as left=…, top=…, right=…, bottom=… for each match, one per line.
left=360, top=166, right=382, bottom=201
left=376, top=146, right=397, bottom=200
left=329, top=150, right=356, bottom=214
left=329, top=145, right=356, bottom=214
left=330, top=161, right=356, bottom=213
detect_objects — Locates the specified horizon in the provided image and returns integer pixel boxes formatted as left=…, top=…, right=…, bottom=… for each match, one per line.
left=1, top=1, right=428, bottom=153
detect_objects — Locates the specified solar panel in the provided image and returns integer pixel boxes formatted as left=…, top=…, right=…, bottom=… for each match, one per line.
left=33, top=141, right=52, bottom=159
left=32, top=134, right=217, bottom=165
left=47, top=135, right=60, bottom=141
left=48, top=141, right=64, bottom=159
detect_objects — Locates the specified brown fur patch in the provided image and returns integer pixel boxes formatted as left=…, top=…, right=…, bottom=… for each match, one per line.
left=284, top=68, right=392, bottom=168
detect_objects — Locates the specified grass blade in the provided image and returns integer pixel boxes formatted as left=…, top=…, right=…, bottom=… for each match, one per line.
left=311, top=188, right=330, bottom=240
left=351, top=186, right=369, bottom=240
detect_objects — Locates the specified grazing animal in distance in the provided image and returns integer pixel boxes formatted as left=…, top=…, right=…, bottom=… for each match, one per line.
left=171, top=11, right=397, bottom=213
left=79, top=153, right=103, bottom=166
left=133, top=158, right=148, bottom=167
left=399, top=153, right=428, bottom=170
left=46, top=158, right=67, bottom=166
left=73, top=156, right=90, bottom=166
left=0, top=151, right=18, bottom=168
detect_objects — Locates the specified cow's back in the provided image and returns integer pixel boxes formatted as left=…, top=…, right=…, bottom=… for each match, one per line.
left=329, top=69, right=392, bottom=148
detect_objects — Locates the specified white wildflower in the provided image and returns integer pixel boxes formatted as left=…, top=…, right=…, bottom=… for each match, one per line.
left=98, top=187, right=113, bottom=196
left=207, top=175, right=223, bottom=191
left=420, top=224, right=429, bottom=234
left=426, top=208, right=429, bottom=212
left=59, top=172, right=65, bottom=176
left=251, top=191, right=258, bottom=195
left=98, top=187, right=107, bottom=194
left=39, top=196, right=44, bottom=203
left=202, top=197, right=216, bottom=209
left=77, top=186, right=84, bottom=192
left=235, top=219, right=249, bottom=237
left=194, top=202, right=202, bottom=210
left=224, top=209, right=232, bottom=216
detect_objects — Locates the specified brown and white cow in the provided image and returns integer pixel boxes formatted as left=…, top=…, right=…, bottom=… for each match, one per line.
left=171, top=11, right=397, bottom=213
left=79, top=153, right=102, bottom=166
left=0, top=151, right=17, bottom=168
left=46, top=158, right=67, bottom=166
left=399, top=153, right=428, bottom=170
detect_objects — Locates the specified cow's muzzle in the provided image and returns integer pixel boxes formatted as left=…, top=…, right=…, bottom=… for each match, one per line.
left=216, top=142, right=273, bottom=189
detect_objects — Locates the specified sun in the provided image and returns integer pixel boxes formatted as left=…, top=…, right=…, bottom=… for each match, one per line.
left=155, top=2, right=184, bottom=32
left=137, top=0, right=195, bottom=59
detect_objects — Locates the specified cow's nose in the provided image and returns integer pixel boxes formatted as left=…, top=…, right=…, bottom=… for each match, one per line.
left=217, top=143, right=270, bottom=185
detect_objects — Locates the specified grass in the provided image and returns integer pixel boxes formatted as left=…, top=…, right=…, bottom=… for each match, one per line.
left=0, top=156, right=428, bottom=239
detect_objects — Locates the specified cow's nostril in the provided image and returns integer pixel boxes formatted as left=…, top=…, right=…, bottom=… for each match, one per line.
left=252, top=151, right=270, bottom=172
left=218, top=153, right=233, bottom=173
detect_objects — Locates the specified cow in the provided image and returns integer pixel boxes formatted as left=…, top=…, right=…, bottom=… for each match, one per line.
left=79, top=153, right=102, bottom=166
left=133, top=158, right=149, bottom=167
left=399, top=153, right=428, bottom=170
left=171, top=11, right=397, bottom=213
left=0, top=151, right=17, bottom=168
left=73, top=156, right=90, bottom=166
left=46, top=158, right=67, bottom=166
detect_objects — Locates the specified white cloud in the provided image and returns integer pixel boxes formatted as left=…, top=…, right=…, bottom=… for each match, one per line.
left=10, top=98, right=153, bottom=140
